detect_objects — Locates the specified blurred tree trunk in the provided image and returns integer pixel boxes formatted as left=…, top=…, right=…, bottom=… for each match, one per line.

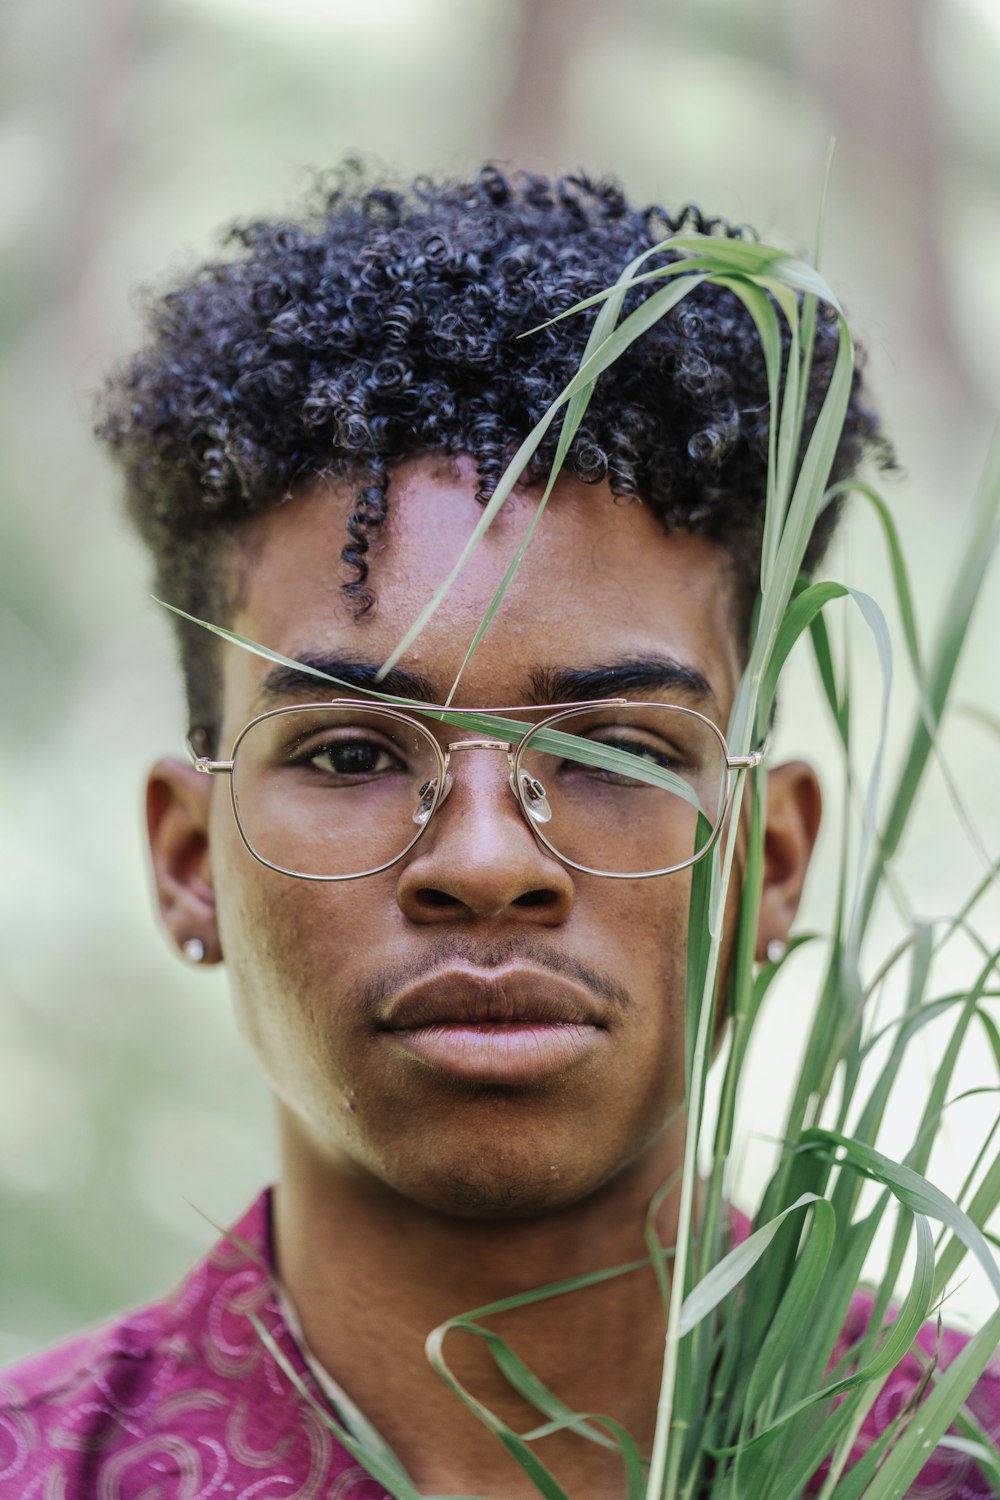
left=789, top=0, right=971, bottom=393
left=493, top=0, right=602, bottom=171
left=4, top=0, right=139, bottom=350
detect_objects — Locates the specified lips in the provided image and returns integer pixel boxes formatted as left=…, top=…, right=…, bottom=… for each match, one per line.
left=378, top=967, right=607, bottom=1085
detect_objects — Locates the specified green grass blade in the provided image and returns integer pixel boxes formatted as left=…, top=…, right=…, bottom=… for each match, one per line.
left=706, top=277, right=785, bottom=590
left=719, top=1213, right=935, bottom=1483
left=676, top=1194, right=821, bottom=1337
left=758, top=581, right=849, bottom=723
left=645, top=1171, right=682, bottom=1314
left=843, top=587, right=893, bottom=956
left=934, top=1137, right=1000, bottom=1300
left=854, top=1307, right=1000, bottom=1500
left=520, top=233, right=841, bottom=334
left=830, top=481, right=923, bottom=678
left=858, top=423, right=1000, bottom=935
left=249, top=1314, right=425, bottom=1499
left=377, top=271, right=710, bottom=681
left=740, top=1198, right=837, bottom=1418
left=664, top=237, right=845, bottom=304
left=684, top=819, right=717, bottom=1092
left=938, top=1428, right=1000, bottom=1495
left=801, top=1129, right=1000, bottom=1298
left=445, top=235, right=675, bottom=702
left=453, top=1320, right=621, bottom=1451
left=384, top=244, right=852, bottom=691
left=808, top=606, right=848, bottom=739
left=157, top=602, right=721, bottom=792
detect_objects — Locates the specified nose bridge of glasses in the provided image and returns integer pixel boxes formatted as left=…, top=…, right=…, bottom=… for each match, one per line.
left=435, top=736, right=554, bottom=831
left=443, top=736, right=516, bottom=755
left=439, top=735, right=518, bottom=805
left=413, top=735, right=544, bottom=833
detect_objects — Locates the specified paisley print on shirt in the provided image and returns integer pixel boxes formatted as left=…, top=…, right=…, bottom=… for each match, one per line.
left=2, top=1192, right=996, bottom=1497
left=0, top=1194, right=387, bottom=1499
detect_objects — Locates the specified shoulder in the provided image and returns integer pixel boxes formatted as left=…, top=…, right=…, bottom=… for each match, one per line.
left=1, top=1294, right=176, bottom=1399
left=0, top=1192, right=383, bottom=1499
left=0, top=1292, right=196, bottom=1498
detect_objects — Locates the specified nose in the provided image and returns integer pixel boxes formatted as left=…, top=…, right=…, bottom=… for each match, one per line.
left=394, top=747, right=575, bottom=924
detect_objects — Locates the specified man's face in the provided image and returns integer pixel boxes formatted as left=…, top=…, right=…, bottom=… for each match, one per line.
left=178, top=456, right=754, bottom=1218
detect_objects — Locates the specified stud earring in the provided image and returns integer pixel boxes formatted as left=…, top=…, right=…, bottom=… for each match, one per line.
left=183, top=938, right=206, bottom=964
left=766, top=939, right=787, bottom=964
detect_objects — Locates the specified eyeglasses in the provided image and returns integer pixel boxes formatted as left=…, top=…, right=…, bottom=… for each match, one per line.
left=188, top=699, right=764, bottom=882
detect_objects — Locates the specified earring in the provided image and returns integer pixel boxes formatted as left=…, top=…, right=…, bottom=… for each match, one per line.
left=766, top=939, right=787, bottom=964
left=183, top=938, right=206, bottom=964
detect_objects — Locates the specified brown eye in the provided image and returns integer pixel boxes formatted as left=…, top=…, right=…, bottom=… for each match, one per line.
left=298, top=737, right=405, bottom=778
left=567, top=731, right=687, bottom=784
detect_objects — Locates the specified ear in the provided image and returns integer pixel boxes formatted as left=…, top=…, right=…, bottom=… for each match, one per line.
left=755, top=761, right=822, bottom=963
left=146, top=757, right=222, bottom=965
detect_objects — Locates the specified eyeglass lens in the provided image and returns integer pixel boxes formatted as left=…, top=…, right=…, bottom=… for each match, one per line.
left=516, top=705, right=727, bottom=876
left=230, top=704, right=728, bottom=879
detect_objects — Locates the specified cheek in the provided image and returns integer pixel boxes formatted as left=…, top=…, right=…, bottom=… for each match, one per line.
left=581, top=879, right=690, bottom=1095
left=618, top=871, right=691, bottom=981
left=210, top=809, right=372, bottom=1078
left=216, top=872, right=389, bottom=1154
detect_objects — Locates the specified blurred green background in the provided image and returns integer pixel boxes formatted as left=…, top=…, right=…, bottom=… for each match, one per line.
left=2, top=0, right=999, bottom=1360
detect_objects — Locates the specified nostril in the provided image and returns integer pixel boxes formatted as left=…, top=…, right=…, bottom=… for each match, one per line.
left=513, top=889, right=557, bottom=909
left=415, top=887, right=462, bottom=909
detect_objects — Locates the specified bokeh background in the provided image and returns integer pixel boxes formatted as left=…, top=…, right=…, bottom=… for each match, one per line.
left=2, top=0, right=999, bottom=1361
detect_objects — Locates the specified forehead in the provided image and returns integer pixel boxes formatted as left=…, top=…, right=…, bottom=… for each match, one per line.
left=223, top=454, right=744, bottom=722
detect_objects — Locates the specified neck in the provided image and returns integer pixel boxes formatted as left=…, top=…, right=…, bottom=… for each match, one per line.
left=273, top=1112, right=688, bottom=1500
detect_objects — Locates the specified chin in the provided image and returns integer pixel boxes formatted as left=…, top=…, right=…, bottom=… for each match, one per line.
left=412, top=1171, right=579, bottom=1221
left=357, top=1098, right=676, bottom=1222
left=381, top=1145, right=616, bottom=1221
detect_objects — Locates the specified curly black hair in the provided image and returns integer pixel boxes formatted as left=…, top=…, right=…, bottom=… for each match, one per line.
left=96, top=162, right=890, bottom=736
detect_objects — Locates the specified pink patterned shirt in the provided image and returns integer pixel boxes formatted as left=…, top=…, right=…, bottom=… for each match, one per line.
left=1, top=1191, right=997, bottom=1497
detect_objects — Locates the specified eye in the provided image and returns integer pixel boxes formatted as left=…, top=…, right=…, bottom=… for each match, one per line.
left=293, top=733, right=407, bottom=780
left=587, top=730, right=682, bottom=765
left=575, top=729, right=690, bottom=783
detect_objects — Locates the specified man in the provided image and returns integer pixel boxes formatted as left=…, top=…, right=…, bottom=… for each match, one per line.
left=2, top=165, right=982, bottom=1498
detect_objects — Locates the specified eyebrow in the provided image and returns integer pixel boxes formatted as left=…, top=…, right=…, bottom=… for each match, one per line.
left=530, top=656, right=719, bottom=711
left=253, top=653, right=440, bottom=709
left=252, top=650, right=718, bottom=714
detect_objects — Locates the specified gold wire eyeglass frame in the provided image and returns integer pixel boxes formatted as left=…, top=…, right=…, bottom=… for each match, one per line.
left=188, top=697, right=765, bottom=882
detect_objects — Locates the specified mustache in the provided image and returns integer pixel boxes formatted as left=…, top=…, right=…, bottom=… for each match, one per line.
left=353, top=935, right=634, bottom=1019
